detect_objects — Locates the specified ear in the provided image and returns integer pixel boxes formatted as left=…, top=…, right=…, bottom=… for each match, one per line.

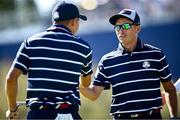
left=136, top=25, right=141, bottom=33
left=70, top=18, right=77, bottom=26
left=68, top=19, right=74, bottom=26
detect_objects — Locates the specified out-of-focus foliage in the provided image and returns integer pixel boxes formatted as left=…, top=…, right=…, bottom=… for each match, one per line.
left=0, top=0, right=15, bottom=11
left=0, top=0, right=37, bottom=11
left=0, top=0, right=39, bottom=30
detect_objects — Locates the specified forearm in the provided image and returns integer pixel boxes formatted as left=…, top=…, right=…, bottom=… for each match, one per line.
left=165, top=88, right=178, bottom=117
left=80, top=86, right=99, bottom=101
left=5, top=78, right=18, bottom=110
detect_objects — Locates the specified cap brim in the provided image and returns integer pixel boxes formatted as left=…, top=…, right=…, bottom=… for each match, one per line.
left=109, top=14, right=133, bottom=25
left=79, top=15, right=87, bottom=21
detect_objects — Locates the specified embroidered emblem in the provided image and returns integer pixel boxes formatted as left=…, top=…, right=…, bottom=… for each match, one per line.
left=142, top=61, right=150, bottom=68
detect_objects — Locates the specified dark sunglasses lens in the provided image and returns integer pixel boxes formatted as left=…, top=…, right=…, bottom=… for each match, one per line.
left=114, top=23, right=132, bottom=31
left=122, top=23, right=131, bottom=30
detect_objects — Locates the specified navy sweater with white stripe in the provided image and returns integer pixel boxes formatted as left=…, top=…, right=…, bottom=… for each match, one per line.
left=93, top=39, right=172, bottom=114
left=12, top=24, right=93, bottom=106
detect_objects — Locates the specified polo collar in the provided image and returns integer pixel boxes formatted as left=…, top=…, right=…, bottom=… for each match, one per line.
left=118, top=38, right=144, bottom=54
left=46, top=24, right=73, bottom=35
left=134, top=38, right=144, bottom=51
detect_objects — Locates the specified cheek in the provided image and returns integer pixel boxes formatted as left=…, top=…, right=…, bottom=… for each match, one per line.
left=116, top=32, right=121, bottom=39
left=115, top=31, right=118, bottom=36
left=115, top=32, right=122, bottom=42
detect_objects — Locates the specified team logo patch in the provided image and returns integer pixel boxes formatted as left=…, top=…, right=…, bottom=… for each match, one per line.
left=142, top=61, right=150, bottom=69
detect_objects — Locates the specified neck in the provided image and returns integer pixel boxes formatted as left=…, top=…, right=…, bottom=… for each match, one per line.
left=122, top=38, right=138, bottom=52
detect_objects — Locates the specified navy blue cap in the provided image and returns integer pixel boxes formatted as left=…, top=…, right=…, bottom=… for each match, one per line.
left=52, top=1, right=87, bottom=21
left=109, top=9, right=140, bottom=25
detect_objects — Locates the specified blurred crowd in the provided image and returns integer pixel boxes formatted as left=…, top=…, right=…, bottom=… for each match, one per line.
left=83, top=0, right=180, bottom=25
left=0, top=0, right=180, bottom=32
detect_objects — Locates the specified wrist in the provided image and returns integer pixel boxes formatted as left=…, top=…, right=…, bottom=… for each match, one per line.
left=9, top=106, right=19, bottom=112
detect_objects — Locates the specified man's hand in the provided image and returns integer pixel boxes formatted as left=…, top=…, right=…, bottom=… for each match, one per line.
left=6, top=108, right=19, bottom=119
left=80, top=74, right=92, bottom=87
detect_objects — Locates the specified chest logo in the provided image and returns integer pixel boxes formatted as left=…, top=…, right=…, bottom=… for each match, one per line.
left=142, top=61, right=150, bottom=69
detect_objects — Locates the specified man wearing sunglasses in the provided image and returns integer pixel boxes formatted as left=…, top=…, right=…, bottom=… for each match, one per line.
left=80, top=9, right=178, bottom=119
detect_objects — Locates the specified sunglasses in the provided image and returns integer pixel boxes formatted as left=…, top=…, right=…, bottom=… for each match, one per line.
left=114, top=23, right=134, bottom=31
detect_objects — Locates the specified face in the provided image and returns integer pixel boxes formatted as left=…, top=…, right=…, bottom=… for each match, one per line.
left=114, top=17, right=140, bottom=48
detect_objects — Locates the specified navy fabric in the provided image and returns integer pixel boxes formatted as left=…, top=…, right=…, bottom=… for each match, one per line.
left=93, top=39, right=172, bottom=114
left=11, top=24, right=93, bottom=107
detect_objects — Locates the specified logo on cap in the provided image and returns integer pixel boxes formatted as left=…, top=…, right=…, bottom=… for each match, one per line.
left=121, top=10, right=132, bottom=15
left=109, top=9, right=140, bottom=25
left=53, top=12, right=59, bottom=20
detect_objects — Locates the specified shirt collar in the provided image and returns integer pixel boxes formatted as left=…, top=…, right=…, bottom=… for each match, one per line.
left=118, top=38, right=144, bottom=54
left=134, top=38, right=144, bottom=51
left=46, top=24, right=73, bottom=35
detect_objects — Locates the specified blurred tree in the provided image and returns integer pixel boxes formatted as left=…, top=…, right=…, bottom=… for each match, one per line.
left=26, top=0, right=37, bottom=9
left=0, top=0, right=39, bottom=30
left=0, top=0, right=16, bottom=11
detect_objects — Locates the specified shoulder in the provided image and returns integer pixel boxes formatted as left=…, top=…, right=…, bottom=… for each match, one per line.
left=100, top=48, right=120, bottom=62
left=144, top=43, right=160, bottom=50
left=144, top=43, right=162, bottom=52
left=76, top=36, right=91, bottom=49
left=143, top=43, right=166, bottom=57
left=26, top=32, right=46, bottom=43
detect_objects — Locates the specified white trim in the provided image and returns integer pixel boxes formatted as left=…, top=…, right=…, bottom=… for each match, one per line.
left=15, top=62, right=28, bottom=70
left=113, top=106, right=162, bottom=114
left=27, top=88, right=73, bottom=93
left=27, top=46, right=86, bottom=58
left=112, top=78, right=159, bottom=87
left=158, top=64, right=169, bottom=72
left=86, top=50, right=92, bottom=58
left=111, top=97, right=162, bottom=107
left=30, top=57, right=83, bottom=65
left=104, top=59, right=162, bottom=69
left=84, top=60, right=92, bottom=67
left=160, top=73, right=172, bottom=80
left=112, top=88, right=160, bottom=97
left=28, top=78, right=78, bottom=85
left=108, top=69, right=158, bottom=79
left=82, top=69, right=92, bottom=75
left=20, top=53, right=29, bottom=58
left=28, top=37, right=90, bottom=49
left=29, top=67, right=81, bottom=75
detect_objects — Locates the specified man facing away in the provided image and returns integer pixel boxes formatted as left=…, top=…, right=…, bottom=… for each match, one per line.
left=80, top=9, right=178, bottom=119
left=5, top=1, right=93, bottom=119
